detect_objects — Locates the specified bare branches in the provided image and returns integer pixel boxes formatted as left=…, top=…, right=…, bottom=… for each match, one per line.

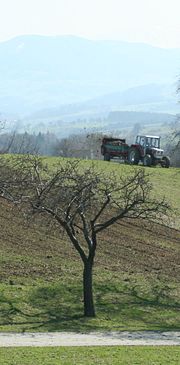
left=91, top=192, right=111, bottom=225
left=0, top=156, right=172, bottom=317
left=0, top=156, right=171, bottom=250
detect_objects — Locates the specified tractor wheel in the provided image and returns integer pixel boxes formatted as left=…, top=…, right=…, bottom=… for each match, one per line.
left=151, top=158, right=158, bottom=167
left=128, top=148, right=140, bottom=165
left=161, top=156, right=170, bottom=168
left=104, top=153, right=110, bottom=161
left=143, top=154, right=152, bottom=167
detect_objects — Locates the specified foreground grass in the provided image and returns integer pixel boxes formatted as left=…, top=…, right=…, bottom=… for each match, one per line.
left=0, top=275, right=179, bottom=332
left=0, top=347, right=180, bottom=365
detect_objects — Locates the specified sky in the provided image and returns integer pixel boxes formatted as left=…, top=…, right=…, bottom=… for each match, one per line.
left=0, top=0, right=180, bottom=48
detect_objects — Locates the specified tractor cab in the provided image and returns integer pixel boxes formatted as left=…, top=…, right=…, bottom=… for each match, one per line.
left=135, top=135, right=164, bottom=159
left=135, top=135, right=160, bottom=149
left=128, top=134, right=170, bottom=167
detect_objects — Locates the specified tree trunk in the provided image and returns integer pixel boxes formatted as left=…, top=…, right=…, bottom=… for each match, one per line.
left=83, top=260, right=95, bottom=317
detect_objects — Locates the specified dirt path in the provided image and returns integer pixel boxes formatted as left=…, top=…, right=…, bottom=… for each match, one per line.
left=0, top=331, right=180, bottom=347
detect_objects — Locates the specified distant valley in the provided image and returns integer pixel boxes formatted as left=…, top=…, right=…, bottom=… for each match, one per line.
left=0, top=35, right=179, bottom=135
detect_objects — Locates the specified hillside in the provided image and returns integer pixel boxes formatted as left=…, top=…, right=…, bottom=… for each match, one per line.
left=24, top=85, right=178, bottom=122
left=17, top=109, right=176, bottom=138
left=0, top=161, right=179, bottom=332
left=0, top=35, right=179, bottom=118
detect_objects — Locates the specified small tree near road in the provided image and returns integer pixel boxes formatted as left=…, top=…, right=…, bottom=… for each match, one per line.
left=0, top=157, right=170, bottom=317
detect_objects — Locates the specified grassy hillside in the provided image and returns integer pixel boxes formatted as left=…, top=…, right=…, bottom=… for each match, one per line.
left=0, top=160, right=180, bottom=332
left=92, top=161, right=180, bottom=228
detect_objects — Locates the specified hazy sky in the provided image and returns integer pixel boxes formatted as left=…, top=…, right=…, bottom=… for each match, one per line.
left=0, top=0, right=180, bottom=48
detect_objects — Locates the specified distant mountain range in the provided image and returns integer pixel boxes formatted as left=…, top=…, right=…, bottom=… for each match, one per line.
left=0, top=35, right=179, bottom=121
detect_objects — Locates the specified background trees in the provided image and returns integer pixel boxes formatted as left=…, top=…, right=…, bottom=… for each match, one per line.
left=54, top=133, right=103, bottom=159
left=0, top=121, right=16, bottom=154
left=0, top=131, right=58, bottom=156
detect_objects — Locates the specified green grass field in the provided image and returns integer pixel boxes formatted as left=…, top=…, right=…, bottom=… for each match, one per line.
left=0, top=158, right=180, bottom=332
left=0, top=347, right=180, bottom=365
left=93, top=161, right=180, bottom=228
left=47, top=158, right=180, bottom=225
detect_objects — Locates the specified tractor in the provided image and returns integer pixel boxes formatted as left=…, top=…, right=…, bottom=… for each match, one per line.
left=128, top=135, right=170, bottom=167
left=101, top=135, right=170, bottom=167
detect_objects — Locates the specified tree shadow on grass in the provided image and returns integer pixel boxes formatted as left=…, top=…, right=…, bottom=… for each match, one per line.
left=95, top=281, right=180, bottom=331
left=0, top=281, right=180, bottom=332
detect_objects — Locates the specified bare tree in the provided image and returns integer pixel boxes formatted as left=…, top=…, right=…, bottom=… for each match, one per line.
left=0, top=157, right=170, bottom=317
left=0, top=121, right=16, bottom=154
left=164, top=81, right=180, bottom=167
left=54, top=133, right=104, bottom=159
left=170, top=119, right=180, bottom=166
left=169, top=81, right=180, bottom=166
left=176, top=79, right=180, bottom=138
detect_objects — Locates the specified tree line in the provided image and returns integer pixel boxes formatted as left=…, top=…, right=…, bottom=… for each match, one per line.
left=0, top=126, right=180, bottom=166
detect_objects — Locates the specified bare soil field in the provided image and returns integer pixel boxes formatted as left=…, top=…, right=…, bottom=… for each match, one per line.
left=0, top=198, right=179, bottom=281
left=0, top=189, right=179, bottom=332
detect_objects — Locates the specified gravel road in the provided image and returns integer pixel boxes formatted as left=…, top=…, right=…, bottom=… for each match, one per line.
left=0, top=331, right=180, bottom=347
